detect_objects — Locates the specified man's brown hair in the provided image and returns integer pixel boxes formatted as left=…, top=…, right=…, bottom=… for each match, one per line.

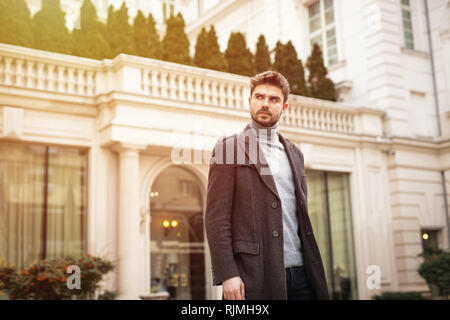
left=250, top=70, right=290, bottom=103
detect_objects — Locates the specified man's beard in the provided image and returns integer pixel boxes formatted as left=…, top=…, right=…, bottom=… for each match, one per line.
left=251, top=111, right=281, bottom=127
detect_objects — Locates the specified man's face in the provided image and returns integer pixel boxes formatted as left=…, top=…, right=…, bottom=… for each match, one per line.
left=249, top=84, right=288, bottom=127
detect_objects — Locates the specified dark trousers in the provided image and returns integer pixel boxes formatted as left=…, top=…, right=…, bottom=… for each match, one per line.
left=285, top=266, right=317, bottom=300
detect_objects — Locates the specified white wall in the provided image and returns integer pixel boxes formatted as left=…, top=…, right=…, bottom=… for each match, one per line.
left=185, top=0, right=449, bottom=140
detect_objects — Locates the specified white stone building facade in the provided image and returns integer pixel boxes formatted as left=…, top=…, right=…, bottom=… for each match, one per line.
left=0, top=0, right=448, bottom=300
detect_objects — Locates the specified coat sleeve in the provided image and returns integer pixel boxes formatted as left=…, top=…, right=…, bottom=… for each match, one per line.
left=205, top=138, right=240, bottom=286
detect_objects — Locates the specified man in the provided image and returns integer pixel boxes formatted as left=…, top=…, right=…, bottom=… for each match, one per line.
left=205, top=71, right=329, bottom=300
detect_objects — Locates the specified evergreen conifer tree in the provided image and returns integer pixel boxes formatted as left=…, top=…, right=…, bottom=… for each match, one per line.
left=206, top=26, right=227, bottom=72
left=272, top=41, right=284, bottom=74
left=194, top=27, right=208, bottom=67
left=146, top=13, right=162, bottom=59
left=32, top=0, right=72, bottom=54
left=194, top=26, right=227, bottom=71
left=162, top=13, right=191, bottom=65
left=106, top=2, right=135, bottom=58
left=133, top=10, right=149, bottom=57
left=0, top=0, right=33, bottom=47
left=72, top=0, right=110, bottom=60
left=283, top=41, right=308, bottom=96
left=132, top=10, right=162, bottom=59
left=272, top=41, right=308, bottom=96
left=306, top=43, right=338, bottom=101
left=255, top=35, right=270, bottom=73
left=224, top=32, right=255, bottom=76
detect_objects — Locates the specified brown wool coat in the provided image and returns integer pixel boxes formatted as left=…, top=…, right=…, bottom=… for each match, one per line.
left=205, top=124, right=330, bottom=300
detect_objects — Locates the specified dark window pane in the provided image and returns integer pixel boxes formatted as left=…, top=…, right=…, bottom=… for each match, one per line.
left=306, top=170, right=358, bottom=299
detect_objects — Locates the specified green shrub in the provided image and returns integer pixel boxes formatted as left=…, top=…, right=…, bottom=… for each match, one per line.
left=98, top=290, right=118, bottom=300
left=418, top=248, right=450, bottom=299
left=372, top=291, right=425, bottom=300
left=0, top=255, right=115, bottom=300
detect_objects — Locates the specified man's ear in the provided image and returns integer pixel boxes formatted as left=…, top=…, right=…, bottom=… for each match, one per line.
left=282, top=103, right=289, bottom=112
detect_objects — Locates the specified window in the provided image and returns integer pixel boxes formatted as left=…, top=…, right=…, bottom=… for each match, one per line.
left=421, top=229, right=439, bottom=251
left=0, top=143, right=87, bottom=270
left=307, top=170, right=358, bottom=299
left=163, top=0, right=175, bottom=21
left=308, top=0, right=338, bottom=65
left=401, top=0, right=414, bottom=49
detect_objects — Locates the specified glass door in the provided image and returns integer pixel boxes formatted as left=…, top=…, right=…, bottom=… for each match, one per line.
left=150, top=166, right=205, bottom=300
left=306, top=170, right=358, bottom=299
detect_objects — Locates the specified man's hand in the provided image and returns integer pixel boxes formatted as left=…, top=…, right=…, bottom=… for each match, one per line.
left=223, top=276, right=245, bottom=300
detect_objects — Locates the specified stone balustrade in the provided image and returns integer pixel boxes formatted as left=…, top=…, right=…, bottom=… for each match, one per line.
left=0, top=44, right=98, bottom=96
left=141, top=67, right=248, bottom=110
left=282, top=95, right=356, bottom=134
left=0, top=43, right=384, bottom=136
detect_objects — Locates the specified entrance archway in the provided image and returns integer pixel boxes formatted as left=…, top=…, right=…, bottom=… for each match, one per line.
left=149, top=166, right=205, bottom=299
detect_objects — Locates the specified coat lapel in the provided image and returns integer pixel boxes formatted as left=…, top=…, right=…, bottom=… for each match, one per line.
left=279, top=134, right=304, bottom=204
left=237, top=124, right=280, bottom=199
left=279, top=134, right=301, bottom=187
left=236, top=124, right=304, bottom=201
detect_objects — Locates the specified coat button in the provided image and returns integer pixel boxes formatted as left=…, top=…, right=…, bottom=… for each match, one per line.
left=272, top=230, right=279, bottom=238
left=271, top=201, right=278, bottom=209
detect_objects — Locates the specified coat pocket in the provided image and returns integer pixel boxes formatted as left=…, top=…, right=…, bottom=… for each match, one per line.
left=232, top=240, right=260, bottom=255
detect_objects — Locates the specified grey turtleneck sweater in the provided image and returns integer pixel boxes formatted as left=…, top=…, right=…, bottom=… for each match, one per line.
left=250, top=118, right=304, bottom=268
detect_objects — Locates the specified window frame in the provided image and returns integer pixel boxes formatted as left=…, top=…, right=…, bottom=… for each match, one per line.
left=307, top=0, right=338, bottom=66
left=306, top=169, right=359, bottom=300
left=421, top=229, right=441, bottom=251
left=401, top=0, right=415, bottom=50
left=0, top=142, right=88, bottom=266
left=162, top=0, right=176, bottom=21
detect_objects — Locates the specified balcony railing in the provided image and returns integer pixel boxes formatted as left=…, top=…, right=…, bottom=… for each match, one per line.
left=0, top=43, right=383, bottom=136
left=282, top=96, right=356, bottom=134
left=0, top=44, right=98, bottom=96
left=141, top=67, right=247, bottom=110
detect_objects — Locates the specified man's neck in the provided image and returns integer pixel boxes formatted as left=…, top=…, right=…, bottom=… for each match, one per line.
left=250, top=117, right=279, bottom=142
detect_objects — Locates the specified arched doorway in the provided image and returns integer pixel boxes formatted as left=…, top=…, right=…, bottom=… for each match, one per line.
left=149, top=166, right=205, bottom=299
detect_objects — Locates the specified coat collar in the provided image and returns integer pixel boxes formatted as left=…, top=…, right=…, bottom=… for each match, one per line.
left=237, top=123, right=301, bottom=200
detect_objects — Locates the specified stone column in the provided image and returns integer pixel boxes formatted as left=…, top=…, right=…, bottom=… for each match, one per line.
left=114, top=143, right=146, bottom=299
